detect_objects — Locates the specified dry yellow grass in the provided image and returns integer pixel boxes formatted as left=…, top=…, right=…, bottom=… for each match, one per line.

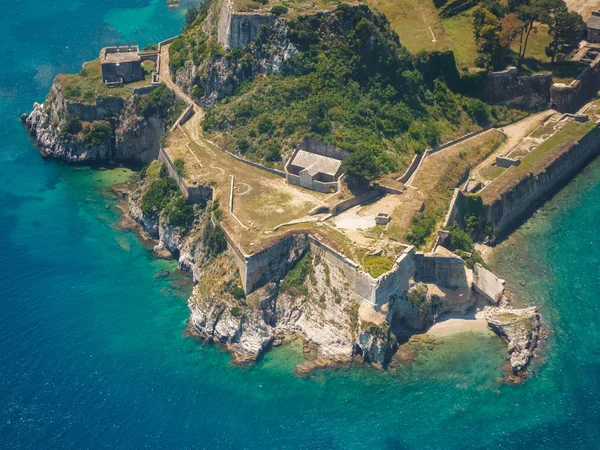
left=367, top=0, right=450, bottom=53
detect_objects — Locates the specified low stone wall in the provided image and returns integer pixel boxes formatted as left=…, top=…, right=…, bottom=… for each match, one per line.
left=442, top=189, right=461, bottom=228
left=158, top=145, right=212, bottom=204
left=398, top=153, right=423, bottom=184
left=485, top=67, right=552, bottom=108
left=496, top=156, right=520, bottom=168
left=429, top=127, right=493, bottom=155
left=484, top=124, right=600, bottom=237
left=328, top=189, right=383, bottom=216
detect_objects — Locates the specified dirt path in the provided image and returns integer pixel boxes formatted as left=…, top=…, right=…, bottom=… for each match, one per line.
left=159, top=43, right=204, bottom=120
left=470, top=110, right=555, bottom=180
left=565, top=0, right=600, bottom=19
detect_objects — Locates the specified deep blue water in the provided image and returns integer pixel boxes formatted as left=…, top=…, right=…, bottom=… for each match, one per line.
left=2, top=1, right=600, bottom=448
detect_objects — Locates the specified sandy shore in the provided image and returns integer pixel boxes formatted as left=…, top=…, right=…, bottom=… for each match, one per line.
left=427, top=316, right=491, bottom=336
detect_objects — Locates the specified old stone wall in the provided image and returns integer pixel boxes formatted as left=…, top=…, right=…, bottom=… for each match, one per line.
left=63, top=96, right=126, bottom=122
left=484, top=124, right=600, bottom=237
left=550, top=60, right=600, bottom=113
left=413, top=252, right=468, bottom=288
left=159, top=145, right=212, bottom=204
left=300, top=137, right=350, bottom=160
left=485, top=67, right=552, bottom=108
left=217, top=0, right=275, bottom=49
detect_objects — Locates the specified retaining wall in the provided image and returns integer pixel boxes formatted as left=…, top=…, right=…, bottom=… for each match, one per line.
left=484, top=124, right=600, bottom=237
left=485, top=67, right=552, bottom=108
left=413, top=252, right=469, bottom=288
left=217, top=0, right=275, bottom=49
left=158, top=145, right=212, bottom=204
left=550, top=58, right=600, bottom=113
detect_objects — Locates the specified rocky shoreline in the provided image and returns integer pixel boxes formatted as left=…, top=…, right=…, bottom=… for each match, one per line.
left=105, top=173, right=542, bottom=381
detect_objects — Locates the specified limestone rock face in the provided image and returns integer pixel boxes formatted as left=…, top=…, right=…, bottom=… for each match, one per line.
left=25, top=81, right=164, bottom=163
left=484, top=306, right=541, bottom=375
left=175, top=18, right=296, bottom=108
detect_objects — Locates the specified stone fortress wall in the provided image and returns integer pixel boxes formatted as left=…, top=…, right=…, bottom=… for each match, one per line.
left=484, top=123, right=600, bottom=237
left=217, top=0, right=275, bottom=49
left=485, top=67, right=553, bottom=108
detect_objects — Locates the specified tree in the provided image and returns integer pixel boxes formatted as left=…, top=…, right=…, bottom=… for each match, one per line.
left=342, top=147, right=387, bottom=188
left=499, top=13, right=524, bottom=62
left=516, top=2, right=543, bottom=64
left=545, top=10, right=585, bottom=62
left=473, top=7, right=502, bottom=69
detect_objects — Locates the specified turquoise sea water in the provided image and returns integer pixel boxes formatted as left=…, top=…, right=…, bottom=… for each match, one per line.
left=2, top=1, right=600, bottom=448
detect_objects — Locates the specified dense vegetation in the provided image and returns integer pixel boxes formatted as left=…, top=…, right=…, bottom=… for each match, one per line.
left=133, top=84, right=186, bottom=126
left=280, top=251, right=312, bottom=296
left=141, top=163, right=196, bottom=228
left=199, top=4, right=522, bottom=185
left=470, top=0, right=584, bottom=70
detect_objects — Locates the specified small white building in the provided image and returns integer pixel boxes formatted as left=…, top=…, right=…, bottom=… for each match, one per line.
left=285, top=138, right=349, bottom=193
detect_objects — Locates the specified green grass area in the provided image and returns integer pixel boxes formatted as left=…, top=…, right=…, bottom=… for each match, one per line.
left=441, top=11, right=478, bottom=70
left=479, top=164, right=506, bottom=181
left=519, top=121, right=597, bottom=172
left=58, top=57, right=157, bottom=102
left=482, top=121, right=597, bottom=202
left=363, top=255, right=395, bottom=278
left=368, top=0, right=450, bottom=53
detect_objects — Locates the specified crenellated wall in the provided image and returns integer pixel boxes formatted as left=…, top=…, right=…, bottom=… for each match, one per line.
left=484, top=124, right=600, bottom=238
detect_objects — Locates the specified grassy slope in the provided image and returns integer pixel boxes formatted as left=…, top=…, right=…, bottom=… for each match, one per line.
left=367, top=0, right=451, bottom=53
left=441, top=11, right=478, bottom=70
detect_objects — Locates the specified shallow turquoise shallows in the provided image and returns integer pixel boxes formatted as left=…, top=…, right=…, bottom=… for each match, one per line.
left=2, top=1, right=600, bottom=448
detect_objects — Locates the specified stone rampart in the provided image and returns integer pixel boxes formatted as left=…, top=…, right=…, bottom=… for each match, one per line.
left=484, top=124, right=600, bottom=237
left=485, top=67, right=552, bottom=108
left=217, top=0, right=275, bottom=49
left=550, top=59, right=600, bottom=113
left=413, top=252, right=469, bottom=288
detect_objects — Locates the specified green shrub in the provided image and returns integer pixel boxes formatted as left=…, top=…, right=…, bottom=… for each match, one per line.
left=59, top=114, right=82, bottom=137
left=230, top=306, right=242, bottom=317
left=230, top=286, right=246, bottom=300
left=202, top=222, right=227, bottom=258
left=141, top=177, right=179, bottom=215
left=270, top=5, right=288, bottom=16
left=280, top=252, right=312, bottom=296
left=407, top=214, right=437, bottom=247
left=444, top=225, right=474, bottom=253
left=174, top=158, right=185, bottom=176
left=83, top=121, right=113, bottom=148
left=163, top=195, right=195, bottom=228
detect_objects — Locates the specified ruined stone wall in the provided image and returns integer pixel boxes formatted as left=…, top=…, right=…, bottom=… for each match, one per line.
left=484, top=124, right=600, bottom=237
left=550, top=60, right=600, bottom=113
left=159, top=145, right=212, bottom=204
left=485, top=67, right=552, bottom=108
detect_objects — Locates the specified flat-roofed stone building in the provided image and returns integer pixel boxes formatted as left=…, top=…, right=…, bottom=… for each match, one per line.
left=285, top=138, right=349, bottom=193
left=100, top=46, right=143, bottom=85
left=587, top=12, right=600, bottom=43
